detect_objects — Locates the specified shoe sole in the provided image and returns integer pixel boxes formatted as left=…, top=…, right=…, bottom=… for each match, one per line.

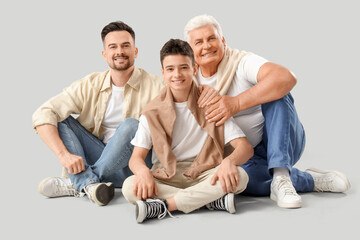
left=270, top=193, right=302, bottom=209
left=38, top=177, right=52, bottom=197
left=136, top=200, right=146, bottom=223
left=93, top=183, right=114, bottom=206
left=227, top=193, right=236, bottom=214
left=306, top=168, right=351, bottom=192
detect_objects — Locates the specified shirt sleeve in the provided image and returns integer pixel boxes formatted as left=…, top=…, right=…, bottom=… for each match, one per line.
left=238, top=53, right=268, bottom=85
left=223, top=117, right=246, bottom=145
left=130, top=115, right=153, bottom=149
left=32, top=79, right=85, bottom=129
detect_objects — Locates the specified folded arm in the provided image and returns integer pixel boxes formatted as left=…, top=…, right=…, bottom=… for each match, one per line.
left=201, top=62, right=297, bottom=126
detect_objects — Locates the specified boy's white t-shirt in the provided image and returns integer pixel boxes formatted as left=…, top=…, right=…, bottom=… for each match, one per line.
left=131, top=101, right=246, bottom=164
left=196, top=53, right=268, bottom=147
left=100, top=84, right=124, bottom=144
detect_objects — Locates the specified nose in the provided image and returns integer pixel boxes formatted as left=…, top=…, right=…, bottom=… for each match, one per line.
left=204, top=40, right=211, bottom=49
left=115, top=46, right=124, bottom=55
left=174, top=68, right=181, bottom=78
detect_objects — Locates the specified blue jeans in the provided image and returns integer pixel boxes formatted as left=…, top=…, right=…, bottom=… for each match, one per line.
left=57, top=116, right=152, bottom=191
left=241, top=93, right=314, bottom=196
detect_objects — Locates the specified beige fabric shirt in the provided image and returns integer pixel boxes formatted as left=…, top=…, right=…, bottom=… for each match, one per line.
left=32, top=67, right=164, bottom=138
left=142, top=83, right=224, bottom=180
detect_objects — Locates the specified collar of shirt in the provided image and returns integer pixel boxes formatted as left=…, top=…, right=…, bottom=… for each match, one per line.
left=100, top=67, right=141, bottom=92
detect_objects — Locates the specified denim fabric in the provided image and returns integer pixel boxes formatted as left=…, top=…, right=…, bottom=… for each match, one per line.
left=241, top=93, right=314, bottom=196
left=57, top=116, right=152, bottom=191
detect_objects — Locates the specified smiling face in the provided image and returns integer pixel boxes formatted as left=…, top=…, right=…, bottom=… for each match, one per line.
left=102, top=30, right=138, bottom=71
left=188, top=24, right=226, bottom=70
left=161, top=54, right=196, bottom=102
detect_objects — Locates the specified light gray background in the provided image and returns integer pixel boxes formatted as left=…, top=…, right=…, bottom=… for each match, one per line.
left=1, top=0, right=359, bottom=239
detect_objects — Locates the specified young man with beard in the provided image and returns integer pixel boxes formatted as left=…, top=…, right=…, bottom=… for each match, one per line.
left=33, top=21, right=164, bottom=206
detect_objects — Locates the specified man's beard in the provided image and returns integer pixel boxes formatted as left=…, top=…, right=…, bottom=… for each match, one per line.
left=110, top=55, right=134, bottom=71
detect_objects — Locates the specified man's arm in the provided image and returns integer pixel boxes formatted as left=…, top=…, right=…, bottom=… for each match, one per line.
left=204, top=62, right=297, bottom=126
left=211, top=137, right=254, bottom=193
left=129, top=146, right=158, bottom=200
left=36, top=124, right=85, bottom=174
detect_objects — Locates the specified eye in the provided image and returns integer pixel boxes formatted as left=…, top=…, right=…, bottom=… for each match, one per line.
left=166, top=67, right=174, bottom=72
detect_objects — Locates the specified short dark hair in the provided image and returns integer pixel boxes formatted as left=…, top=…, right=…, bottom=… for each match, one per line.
left=160, top=39, right=195, bottom=67
left=101, top=21, right=135, bottom=43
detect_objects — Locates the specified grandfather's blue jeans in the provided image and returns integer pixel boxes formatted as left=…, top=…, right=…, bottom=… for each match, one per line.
left=57, top=116, right=152, bottom=191
left=241, top=93, right=314, bottom=196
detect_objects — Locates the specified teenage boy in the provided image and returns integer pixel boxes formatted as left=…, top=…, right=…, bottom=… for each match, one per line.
left=122, top=39, right=253, bottom=223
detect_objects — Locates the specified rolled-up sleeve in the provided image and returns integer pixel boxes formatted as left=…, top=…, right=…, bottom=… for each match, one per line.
left=32, top=80, right=85, bottom=130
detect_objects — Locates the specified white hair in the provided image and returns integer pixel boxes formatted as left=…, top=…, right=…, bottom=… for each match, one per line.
left=184, top=14, right=223, bottom=42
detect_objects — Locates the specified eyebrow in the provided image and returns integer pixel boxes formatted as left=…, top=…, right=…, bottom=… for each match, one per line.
left=165, top=63, right=189, bottom=68
left=193, top=33, right=217, bottom=41
left=107, top=41, right=131, bottom=47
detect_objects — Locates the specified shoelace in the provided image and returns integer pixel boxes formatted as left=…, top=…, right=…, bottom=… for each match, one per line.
left=207, top=196, right=226, bottom=210
left=54, top=178, right=81, bottom=197
left=145, top=199, right=175, bottom=220
left=277, top=177, right=297, bottom=195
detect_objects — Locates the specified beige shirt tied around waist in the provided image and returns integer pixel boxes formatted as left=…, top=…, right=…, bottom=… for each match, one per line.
left=32, top=67, right=164, bottom=138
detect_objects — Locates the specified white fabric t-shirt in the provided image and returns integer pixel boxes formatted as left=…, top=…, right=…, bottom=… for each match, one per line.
left=100, top=84, right=124, bottom=144
left=131, top=101, right=245, bottom=163
left=196, top=53, right=268, bottom=147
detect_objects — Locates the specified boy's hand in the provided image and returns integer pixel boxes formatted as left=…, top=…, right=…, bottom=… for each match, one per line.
left=211, top=158, right=239, bottom=193
left=133, top=167, right=158, bottom=200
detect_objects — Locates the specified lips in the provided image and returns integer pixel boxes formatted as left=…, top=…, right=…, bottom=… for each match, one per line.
left=201, top=51, right=216, bottom=57
left=114, top=55, right=128, bottom=61
left=172, top=80, right=185, bottom=84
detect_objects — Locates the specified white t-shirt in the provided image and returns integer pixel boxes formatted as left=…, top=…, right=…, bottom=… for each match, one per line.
left=131, top=101, right=245, bottom=163
left=100, top=84, right=124, bottom=144
left=196, top=53, right=268, bottom=147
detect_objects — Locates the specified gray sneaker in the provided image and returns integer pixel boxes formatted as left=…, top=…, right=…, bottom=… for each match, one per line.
left=38, top=177, right=80, bottom=197
left=306, top=168, right=351, bottom=192
left=206, top=193, right=236, bottom=214
left=84, top=182, right=114, bottom=206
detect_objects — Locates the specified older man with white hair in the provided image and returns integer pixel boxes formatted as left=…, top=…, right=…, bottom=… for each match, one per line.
left=184, top=14, right=350, bottom=208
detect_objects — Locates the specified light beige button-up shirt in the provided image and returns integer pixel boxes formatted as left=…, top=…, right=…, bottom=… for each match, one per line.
left=32, top=67, right=164, bottom=138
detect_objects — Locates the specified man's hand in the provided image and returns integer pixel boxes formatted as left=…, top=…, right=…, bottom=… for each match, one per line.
left=58, top=152, right=85, bottom=175
left=198, top=85, right=221, bottom=108
left=133, top=167, right=158, bottom=200
left=211, top=158, right=239, bottom=193
left=205, top=95, right=239, bottom=126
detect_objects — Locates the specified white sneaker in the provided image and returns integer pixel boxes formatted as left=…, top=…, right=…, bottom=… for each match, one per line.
left=84, top=182, right=114, bottom=206
left=306, top=168, right=351, bottom=192
left=206, top=193, right=236, bottom=214
left=270, top=175, right=302, bottom=208
left=38, top=177, right=80, bottom=197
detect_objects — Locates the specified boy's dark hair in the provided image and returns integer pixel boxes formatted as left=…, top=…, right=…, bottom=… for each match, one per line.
left=160, top=39, right=195, bottom=67
left=101, top=21, right=135, bottom=43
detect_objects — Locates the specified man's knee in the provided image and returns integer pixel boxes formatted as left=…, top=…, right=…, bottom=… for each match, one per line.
left=57, top=116, right=77, bottom=130
left=262, top=93, right=294, bottom=115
